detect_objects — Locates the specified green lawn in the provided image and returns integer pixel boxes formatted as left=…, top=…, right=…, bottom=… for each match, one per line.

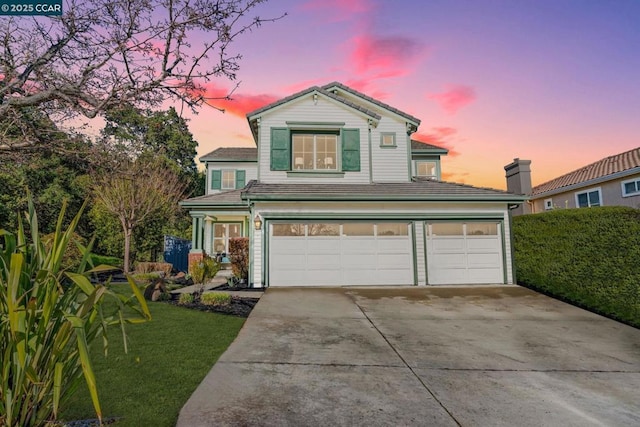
left=61, top=300, right=245, bottom=426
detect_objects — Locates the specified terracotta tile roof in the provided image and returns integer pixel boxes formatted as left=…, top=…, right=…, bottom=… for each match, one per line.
left=200, top=147, right=257, bottom=162
left=411, top=140, right=448, bottom=153
left=242, top=180, right=524, bottom=202
left=532, top=146, right=640, bottom=196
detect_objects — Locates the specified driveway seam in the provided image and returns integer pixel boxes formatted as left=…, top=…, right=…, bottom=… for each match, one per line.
left=351, top=299, right=463, bottom=427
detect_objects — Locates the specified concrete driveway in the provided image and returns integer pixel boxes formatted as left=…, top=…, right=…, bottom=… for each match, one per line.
left=177, top=286, right=640, bottom=426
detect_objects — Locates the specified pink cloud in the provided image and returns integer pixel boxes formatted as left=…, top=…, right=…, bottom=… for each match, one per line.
left=196, top=83, right=279, bottom=117
left=413, top=127, right=461, bottom=157
left=350, top=34, right=423, bottom=75
left=299, top=0, right=372, bottom=22
left=428, top=85, right=477, bottom=115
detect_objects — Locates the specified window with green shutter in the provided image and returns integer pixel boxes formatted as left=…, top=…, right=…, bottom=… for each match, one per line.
left=270, top=128, right=290, bottom=171
left=341, top=129, right=360, bottom=171
left=210, top=169, right=221, bottom=190
left=235, top=170, right=246, bottom=189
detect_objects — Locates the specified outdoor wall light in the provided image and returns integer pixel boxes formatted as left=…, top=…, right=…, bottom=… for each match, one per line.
left=254, top=214, right=262, bottom=230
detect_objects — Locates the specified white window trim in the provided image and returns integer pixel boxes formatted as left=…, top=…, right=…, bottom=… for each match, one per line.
left=221, top=169, right=235, bottom=190
left=292, top=133, right=339, bottom=171
left=414, top=160, right=440, bottom=180
left=380, top=132, right=396, bottom=148
left=544, top=198, right=553, bottom=210
left=621, top=177, right=640, bottom=197
left=575, top=187, right=602, bottom=208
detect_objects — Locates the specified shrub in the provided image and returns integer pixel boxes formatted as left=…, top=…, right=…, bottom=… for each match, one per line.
left=191, top=255, right=221, bottom=286
left=89, top=254, right=123, bottom=268
left=178, top=292, right=195, bottom=305
left=132, top=272, right=162, bottom=285
left=201, top=292, right=231, bottom=306
left=0, top=198, right=151, bottom=426
left=229, top=237, right=249, bottom=281
left=513, top=207, right=640, bottom=327
left=135, top=262, right=173, bottom=276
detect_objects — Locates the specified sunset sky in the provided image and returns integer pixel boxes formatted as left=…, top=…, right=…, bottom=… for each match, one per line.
left=182, top=0, right=640, bottom=190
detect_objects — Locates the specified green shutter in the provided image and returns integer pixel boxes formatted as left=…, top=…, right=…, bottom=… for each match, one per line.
left=270, top=127, right=290, bottom=171
left=235, top=170, right=246, bottom=189
left=341, top=129, right=360, bottom=171
left=211, top=169, right=221, bottom=190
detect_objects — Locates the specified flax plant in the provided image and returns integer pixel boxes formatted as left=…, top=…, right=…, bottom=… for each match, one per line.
left=0, top=199, right=151, bottom=427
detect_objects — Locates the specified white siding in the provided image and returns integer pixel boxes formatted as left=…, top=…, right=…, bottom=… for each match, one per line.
left=252, top=226, right=263, bottom=287
left=503, top=211, right=514, bottom=284
left=257, top=96, right=371, bottom=184
left=371, top=117, right=411, bottom=182
left=414, top=221, right=426, bottom=285
left=206, top=162, right=257, bottom=194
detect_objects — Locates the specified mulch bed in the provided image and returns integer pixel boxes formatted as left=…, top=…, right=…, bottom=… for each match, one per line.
left=167, top=294, right=260, bottom=317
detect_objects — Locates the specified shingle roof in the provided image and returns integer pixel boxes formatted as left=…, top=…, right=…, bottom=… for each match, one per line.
left=411, top=140, right=448, bottom=154
left=242, top=180, right=525, bottom=202
left=246, top=86, right=381, bottom=121
left=180, top=189, right=248, bottom=207
left=199, top=147, right=257, bottom=162
left=532, top=146, right=640, bottom=196
left=322, top=82, right=421, bottom=125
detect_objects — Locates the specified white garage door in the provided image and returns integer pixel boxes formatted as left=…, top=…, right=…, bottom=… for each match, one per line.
left=269, top=222, right=413, bottom=286
left=426, top=222, right=504, bottom=285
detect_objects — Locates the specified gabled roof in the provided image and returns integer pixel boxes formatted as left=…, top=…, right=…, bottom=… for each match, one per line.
left=246, top=86, right=382, bottom=121
left=246, top=85, right=383, bottom=142
left=411, top=140, right=448, bottom=155
left=179, top=189, right=248, bottom=208
left=322, top=82, right=421, bottom=126
left=241, top=180, right=525, bottom=202
left=200, top=147, right=257, bottom=162
left=245, top=82, right=424, bottom=142
left=532, top=146, right=640, bottom=196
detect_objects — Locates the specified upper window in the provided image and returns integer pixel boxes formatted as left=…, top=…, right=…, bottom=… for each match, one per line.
left=380, top=133, right=396, bottom=147
left=221, top=170, right=235, bottom=189
left=576, top=188, right=601, bottom=208
left=292, top=133, right=338, bottom=171
left=622, top=178, right=640, bottom=197
left=416, top=161, right=438, bottom=180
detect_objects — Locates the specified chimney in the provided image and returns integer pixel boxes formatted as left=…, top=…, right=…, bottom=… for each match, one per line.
left=504, top=158, right=532, bottom=215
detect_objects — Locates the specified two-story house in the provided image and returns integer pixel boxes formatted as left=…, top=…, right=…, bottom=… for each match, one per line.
left=181, top=82, right=526, bottom=287
left=505, top=148, right=640, bottom=215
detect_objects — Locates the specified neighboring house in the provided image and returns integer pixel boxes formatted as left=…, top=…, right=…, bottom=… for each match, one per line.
left=181, top=82, right=526, bottom=287
left=505, top=147, right=640, bottom=215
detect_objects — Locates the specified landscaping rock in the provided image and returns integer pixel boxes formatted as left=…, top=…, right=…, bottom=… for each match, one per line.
left=144, top=279, right=166, bottom=301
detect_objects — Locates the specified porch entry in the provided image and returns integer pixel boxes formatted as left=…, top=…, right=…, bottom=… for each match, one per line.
left=268, top=222, right=413, bottom=286
left=213, top=223, right=241, bottom=262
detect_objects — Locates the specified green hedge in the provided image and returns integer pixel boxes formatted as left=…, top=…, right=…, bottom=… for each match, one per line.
left=89, top=254, right=123, bottom=269
left=513, top=207, right=640, bottom=327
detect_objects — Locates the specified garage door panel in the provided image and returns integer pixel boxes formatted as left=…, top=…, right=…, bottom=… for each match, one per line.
left=431, top=238, right=465, bottom=252
left=377, top=253, right=412, bottom=268
left=427, top=222, right=503, bottom=285
left=270, top=222, right=413, bottom=286
left=271, top=254, right=306, bottom=268
left=307, top=254, right=341, bottom=267
left=342, top=238, right=376, bottom=253
left=467, top=253, right=501, bottom=267
left=307, top=239, right=340, bottom=252
left=430, top=253, right=466, bottom=268
left=467, top=238, right=500, bottom=251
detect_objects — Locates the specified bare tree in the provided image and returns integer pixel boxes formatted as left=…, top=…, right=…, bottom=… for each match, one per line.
left=0, top=0, right=284, bottom=150
left=93, top=157, right=187, bottom=273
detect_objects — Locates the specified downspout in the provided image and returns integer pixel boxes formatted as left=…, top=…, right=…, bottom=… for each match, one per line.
left=368, top=119, right=373, bottom=183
